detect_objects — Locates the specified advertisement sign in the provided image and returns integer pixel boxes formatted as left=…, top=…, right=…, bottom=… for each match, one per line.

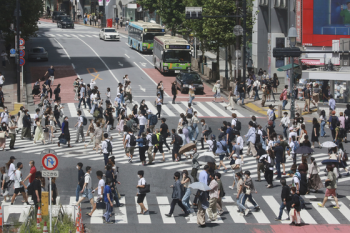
left=303, top=0, right=350, bottom=46
left=296, top=0, right=302, bottom=43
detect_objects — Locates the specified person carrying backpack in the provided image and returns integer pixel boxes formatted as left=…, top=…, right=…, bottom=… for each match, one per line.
left=152, top=129, right=165, bottom=162
left=147, top=110, right=158, bottom=133
left=328, top=111, right=338, bottom=140
left=124, top=129, right=136, bottom=163
left=171, top=128, right=183, bottom=162
left=101, top=133, right=113, bottom=165
left=244, top=122, right=257, bottom=157
left=146, top=128, right=155, bottom=164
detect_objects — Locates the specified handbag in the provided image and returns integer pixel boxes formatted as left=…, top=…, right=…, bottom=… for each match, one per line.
left=44, top=127, right=49, bottom=133
left=139, top=184, right=150, bottom=194
left=0, top=132, right=5, bottom=139
left=245, top=187, right=251, bottom=195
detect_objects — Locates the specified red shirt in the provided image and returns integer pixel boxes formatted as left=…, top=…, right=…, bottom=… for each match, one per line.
left=29, top=166, right=37, bottom=183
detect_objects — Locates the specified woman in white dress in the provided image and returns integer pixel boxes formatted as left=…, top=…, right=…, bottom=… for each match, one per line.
left=16, top=106, right=25, bottom=133
left=212, top=80, right=224, bottom=103
left=225, top=91, right=235, bottom=110
left=33, top=118, right=45, bottom=144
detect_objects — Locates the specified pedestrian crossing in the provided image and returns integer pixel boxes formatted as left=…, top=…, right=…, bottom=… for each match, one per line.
left=3, top=194, right=350, bottom=225
left=30, top=101, right=245, bottom=119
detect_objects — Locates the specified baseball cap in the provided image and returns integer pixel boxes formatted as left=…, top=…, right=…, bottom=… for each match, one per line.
left=10, top=156, right=16, bottom=160
left=147, top=110, right=151, bottom=113
left=289, top=127, right=294, bottom=131
left=17, top=162, right=22, bottom=168
left=117, top=93, right=121, bottom=96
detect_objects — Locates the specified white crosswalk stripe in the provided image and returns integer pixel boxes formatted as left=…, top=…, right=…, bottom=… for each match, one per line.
left=4, top=193, right=350, bottom=225
left=58, top=102, right=250, bottom=118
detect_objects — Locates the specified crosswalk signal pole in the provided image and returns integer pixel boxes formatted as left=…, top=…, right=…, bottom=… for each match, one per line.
left=101, top=0, right=106, bottom=27
left=16, top=0, right=20, bottom=103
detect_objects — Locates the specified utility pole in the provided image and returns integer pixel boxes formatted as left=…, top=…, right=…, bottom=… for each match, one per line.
left=101, top=0, right=106, bottom=27
left=242, top=0, right=247, bottom=83
left=16, top=0, right=20, bottom=103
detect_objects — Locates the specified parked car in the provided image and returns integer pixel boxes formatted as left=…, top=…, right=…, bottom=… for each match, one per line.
left=175, top=71, right=204, bottom=94
left=99, top=28, right=120, bottom=41
left=28, top=47, right=48, bottom=61
left=57, top=16, right=74, bottom=28
left=52, top=11, right=66, bottom=22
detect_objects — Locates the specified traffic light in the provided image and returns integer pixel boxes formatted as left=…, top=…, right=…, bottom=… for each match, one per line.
left=185, top=7, right=203, bottom=19
left=273, top=47, right=302, bottom=57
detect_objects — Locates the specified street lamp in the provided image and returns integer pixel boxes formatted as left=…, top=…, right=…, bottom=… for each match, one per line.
left=288, top=25, right=298, bottom=119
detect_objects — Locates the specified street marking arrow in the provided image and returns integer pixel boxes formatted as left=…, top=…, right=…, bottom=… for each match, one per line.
left=118, top=62, right=124, bottom=67
left=140, top=62, right=146, bottom=67
left=139, top=85, right=146, bottom=92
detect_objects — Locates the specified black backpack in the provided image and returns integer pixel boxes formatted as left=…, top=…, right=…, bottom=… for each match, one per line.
left=338, top=128, right=345, bottom=139
left=212, top=139, right=217, bottom=153
left=129, top=134, right=136, bottom=146
left=235, top=120, right=241, bottom=131
left=175, top=134, right=183, bottom=146
left=255, top=133, right=261, bottom=144
left=106, top=140, right=112, bottom=153
left=331, top=116, right=338, bottom=129
left=82, top=116, right=87, bottom=126
left=151, top=134, right=158, bottom=145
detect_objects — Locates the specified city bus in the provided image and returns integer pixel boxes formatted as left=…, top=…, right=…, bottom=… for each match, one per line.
left=128, top=21, right=165, bottom=52
left=153, top=35, right=192, bottom=74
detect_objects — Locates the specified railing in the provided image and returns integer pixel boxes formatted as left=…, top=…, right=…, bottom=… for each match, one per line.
left=23, top=205, right=36, bottom=233
left=53, top=205, right=65, bottom=233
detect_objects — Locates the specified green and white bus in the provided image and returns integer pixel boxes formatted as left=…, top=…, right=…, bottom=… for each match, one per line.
left=153, top=35, right=192, bottom=74
left=128, top=21, right=165, bottom=52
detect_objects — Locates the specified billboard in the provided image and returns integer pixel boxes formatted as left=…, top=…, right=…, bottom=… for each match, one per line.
left=303, top=0, right=350, bottom=46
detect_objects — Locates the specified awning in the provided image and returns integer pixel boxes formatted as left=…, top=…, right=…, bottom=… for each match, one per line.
left=277, top=63, right=299, bottom=71
left=301, top=59, right=324, bottom=66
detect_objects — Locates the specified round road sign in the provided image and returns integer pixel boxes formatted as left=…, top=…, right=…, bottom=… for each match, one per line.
left=19, top=38, right=25, bottom=46
left=19, top=58, right=25, bottom=66
left=42, top=153, right=59, bottom=170
left=20, top=50, right=25, bottom=57
left=10, top=49, right=16, bottom=54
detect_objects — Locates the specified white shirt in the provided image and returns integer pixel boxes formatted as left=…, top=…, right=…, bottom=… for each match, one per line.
left=77, top=116, right=83, bottom=127
left=281, top=117, right=290, bottom=127
left=289, top=141, right=295, bottom=153
left=98, top=179, right=105, bottom=195
left=1, top=112, right=9, bottom=124
left=8, top=163, right=16, bottom=180
left=293, top=176, right=300, bottom=190
left=91, top=93, right=98, bottom=104
left=253, top=80, right=260, bottom=87
left=84, top=173, right=92, bottom=190
left=14, top=170, right=23, bottom=188
left=101, top=139, right=112, bottom=154
left=137, top=177, right=146, bottom=194
left=236, top=136, right=244, bottom=150
left=231, top=118, right=237, bottom=127
left=125, top=133, right=134, bottom=147
left=106, top=91, right=111, bottom=100
left=233, top=158, right=242, bottom=173
left=90, top=81, right=96, bottom=90
left=288, top=131, right=297, bottom=141
left=267, top=109, right=274, bottom=121
left=138, top=115, right=147, bottom=126
left=146, top=133, right=153, bottom=146
left=156, top=97, right=162, bottom=105
left=257, top=129, right=262, bottom=136
left=0, top=75, right=4, bottom=85
left=206, top=139, right=214, bottom=152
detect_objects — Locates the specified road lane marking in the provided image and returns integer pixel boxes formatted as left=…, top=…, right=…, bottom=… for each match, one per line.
left=53, top=39, right=71, bottom=59
left=87, top=68, right=103, bottom=81
left=156, top=197, right=176, bottom=224
left=125, top=54, right=130, bottom=58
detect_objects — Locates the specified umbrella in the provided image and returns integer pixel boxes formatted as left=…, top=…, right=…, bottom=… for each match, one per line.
left=321, top=159, right=339, bottom=165
left=295, top=146, right=314, bottom=154
left=179, top=142, right=196, bottom=154
left=189, top=182, right=211, bottom=191
left=320, top=141, right=337, bottom=148
left=197, top=156, right=216, bottom=163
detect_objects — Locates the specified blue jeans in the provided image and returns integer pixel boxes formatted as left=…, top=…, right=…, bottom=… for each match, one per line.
left=104, top=153, right=110, bottom=165
left=239, top=92, right=245, bottom=104
left=320, top=120, right=326, bottom=136
left=188, top=126, right=193, bottom=141
left=76, top=184, right=82, bottom=202
left=78, top=97, right=86, bottom=108
left=189, top=95, right=195, bottom=104
left=86, top=98, right=91, bottom=110
left=103, top=202, right=113, bottom=222
left=282, top=100, right=288, bottom=110
left=139, top=125, right=145, bottom=137
left=254, top=89, right=259, bottom=101
left=283, top=126, right=288, bottom=139
left=192, top=124, right=199, bottom=140
left=278, top=201, right=291, bottom=219
left=236, top=193, right=246, bottom=212
left=120, top=94, right=125, bottom=104
left=182, top=187, right=191, bottom=212
left=242, top=194, right=258, bottom=207
left=112, top=187, right=121, bottom=206
left=276, top=160, right=281, bottom=178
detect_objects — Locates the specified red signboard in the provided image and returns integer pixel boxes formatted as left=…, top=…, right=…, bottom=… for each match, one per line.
left=296, top=0, right=302, bottom=43
left=303, top=0, right=350, bottom=47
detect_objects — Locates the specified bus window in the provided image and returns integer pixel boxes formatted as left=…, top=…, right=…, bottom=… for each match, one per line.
left=143, top=33, right=165, bottom=43
left=164, top=50, right=191, bottom=63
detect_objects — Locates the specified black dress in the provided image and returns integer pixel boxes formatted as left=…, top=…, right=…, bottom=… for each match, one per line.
left=61, top=120, right=70, bottom=141
left=311, top=123, right=320, bottom=142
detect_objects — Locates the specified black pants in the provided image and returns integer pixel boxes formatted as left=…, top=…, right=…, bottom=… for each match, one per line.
left=331, top=129, right=336, bottom=140
left=156, top=105, right=161, bottom=118
left=169, top=199, right=188, bottom=215
left=191, top=168, right=198, bottom=182
left=172, top=94, right=176, bottom=103
left=201, top=137, right=204, bottom=149
left=264, top=169, right=273, bottom=185
left=227, top=141, right=233, bottom=153
left=162, top=136, right=170, bottom=150
left=48, top=88, right=52, bottom=99
left=139, top=146, right=146, bottom=162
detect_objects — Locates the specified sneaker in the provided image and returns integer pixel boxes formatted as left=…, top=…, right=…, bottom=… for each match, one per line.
left=311, top=146, right=315, bottom=148
left=165, top=214, right=172, bottom=217
left=240, top=212, right=244, bottom=216
left=224, top=169, right=227, bottom=173
left=228, top=186, right=233, bottom=190
left=275, top=218, right=281, bottom=221
left=244, top=209, right=250, bottom=216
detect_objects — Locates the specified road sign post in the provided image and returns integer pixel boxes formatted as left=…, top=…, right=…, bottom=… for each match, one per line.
left=42, top=153, right=58, bottom=233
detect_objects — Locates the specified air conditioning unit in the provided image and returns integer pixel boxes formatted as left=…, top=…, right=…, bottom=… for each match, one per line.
left=259, top=0, right=269, bottom=6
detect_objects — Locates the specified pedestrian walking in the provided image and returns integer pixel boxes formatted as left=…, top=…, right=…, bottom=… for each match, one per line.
left=311, top=118, right=320, bottom=148
left=191, top=147, right=200, bottom=182
left=241, top=171, right=259, bottom=213
left=23, top=160, right=36, bottom=187
left=136, top=133, right=147, bottom=165
left=147, top=110, right=157, bottom=133
left=216, top=136, right=228, bottom=173
left=181, top=170, right=193, bottom=215
left=237, top=80, right=245, bottom=105
left=153, top=129, right=165, bottom=162
left=303, top=84, right=312, bottom=112
left=74, top=110, right=85, bottom=143
left=188, top=82, right=195, bottom=104
left=215, top=173, right=225, bottom=216
left=289, top=187, right=301, bottom=226
left=171, top=81, right=177, bottom=104
left=156, top=93, right=162, bottom=119
left=275, top=178, right=291, bottom=221
left=84, top=119, right=95, bottom=149
left=92, top=171, right=104, bottom=203
left=124, top=129, right=136, bottom=163
left=281, top=85, right=288, bottom=110
left=102, top=178, right=113, bottom=223
left=206, top=173, right=219, bottom=222
left=224, top=91, right=235, bottom=110
left=33, top=118, right=45, bottom=144
left=308, top=157, right=323, bottom=193
left=212, top=80, right=224, bottom=103
left=58, top=116, right=71, bottom=147
left=78, top=84, right=86, bottom=109
left=22, top=110, right=32, bottom=140
left=165, top=172, right=189, bottom=217
left=196, top=190, right=209, bottom=228
left=244, top=122, right=257, bottom=157
left=252, top=79, right=260, bottom=101
left=7, top=116, right=16, bottom=149
left=273, top=140, right=284, bottom=179
left=101, top=133, right=113, bottom=165
left=136, top=170, right=148, bottom=214
left=10, top=162, right=30, bottom=205
left=115, top=16, right=119, bottom=28
left=261, top=83, right=267, bottom=107
left=0, top=87, right=4, bottom=108
left=1, top=167, right=10, bottom=201
left=75, top=163, right=84, bottom=202
left=76, top=166, right=97, bottom=216
left=260, top=149, right=275, bottom=188
left=31, top=171, right=42, bottom=210
left=200, top=119, right=209, bottom=149
left=328, top=94, right=336, bottom=117
left=328, top=110, right=338, bottom=140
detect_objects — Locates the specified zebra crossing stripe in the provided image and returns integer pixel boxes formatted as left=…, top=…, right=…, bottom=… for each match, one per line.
left=181, top=101, right=203, bottom=117
left=246, top=198, right=270, bottom=223
left=135, top=196, right=151, bottom=223
left=161, top=104, right=176, bottom=117
left=310, top=202, right=339, bottom=224
left=48, top=34, right=55, bottom=37
left=115, top=197, right=128, bottom=223
left=262, top=196, right=289, bottom=223
left=57, top=34, right=64, bottom=37
left=196, top=102, right=216, bottom=117
left=93, top=35, right=99, bottom=37
left=331, top=201, right=350, bottom=222
left=145, top=101, right=157, bottom=114
left=67, top=103, right=78, bottom=117
left=222, top=196, right=246, bottom=223
left=206, top=102, right=231, bottom=117
left=157, top=197, right=176, bottom=224
left=63, top=34, right=71, bottom=37
left=170, top=101, right=185, bottom=115
left=78, top=35, right=85, bottom=37
left=218, top=103, right=245, bottom=117
left=85, top=35, right=92, bottom=37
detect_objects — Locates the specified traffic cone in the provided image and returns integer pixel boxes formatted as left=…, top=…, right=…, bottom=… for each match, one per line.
left=36, top=218, right=41, bottom=229
left=43, top=221, right=48, bottom=233
left=37, top=206, right=42, bottom=222
left=0, top=205, right=2, bottom=227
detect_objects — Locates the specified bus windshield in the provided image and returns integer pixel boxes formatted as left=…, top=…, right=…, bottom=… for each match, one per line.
left=164, top=50, right=191, bottom=63
left=143, top=33, right=164, bottom=43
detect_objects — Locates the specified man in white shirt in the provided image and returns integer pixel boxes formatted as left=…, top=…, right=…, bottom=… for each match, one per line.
left=92, top=170, right=104, bottom=202
left=7, top=156, right=16, bottom=191
left=10, top=162, right=29, bottom=205
left=101, top=133, right=113, bottom=165
left=146, top=128, right=154, bottom=164
left=266, top=105, right=275, bottom=124
left=288, top=127, right=297, bottom=143
left=124, top=129, right=136, bottom=163
left=138, top=113, right=147, bottom=136
left=76, top=166, right=96, bottom=217
left=78, top=84, right=86, bottom=109
left=74, top=110, right=85, bottom=143
left=114, top=93, right=121, bottom=117
left=0, top=106, right=9, bottom=124
left=252, top=79, right=260, bottom=101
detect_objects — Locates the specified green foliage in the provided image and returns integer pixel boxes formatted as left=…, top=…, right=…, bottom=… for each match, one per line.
left=0, top=0, right=43, bottom=46
left=19, top=214, right=75, bottom=233
left=137, top=0, right=159, bottom=13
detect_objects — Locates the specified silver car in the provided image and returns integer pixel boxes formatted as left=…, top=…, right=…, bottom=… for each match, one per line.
left=99, top=28, right=120, bottom=41
left=28, top=47, right=48, bottom=61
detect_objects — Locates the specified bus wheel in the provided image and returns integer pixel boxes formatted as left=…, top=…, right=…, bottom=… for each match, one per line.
left=154, top=59, right=157, bottom=69
left=138, top=45, right=141, bottom=52
left=130, top=41, right=132, bottom=47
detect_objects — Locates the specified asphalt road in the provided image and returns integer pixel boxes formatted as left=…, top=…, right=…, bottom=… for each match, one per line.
left=2, top=22, right=350, bottom=233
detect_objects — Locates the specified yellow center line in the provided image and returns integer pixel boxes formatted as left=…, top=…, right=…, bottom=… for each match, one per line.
left=87, top=68, right=103, bottom=81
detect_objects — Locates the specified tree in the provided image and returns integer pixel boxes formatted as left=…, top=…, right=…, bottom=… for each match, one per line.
left=137, top=0, right=159, bottom=14
left=157, top=0, right=186, bottom=35
left=0, top=0, right=43, bottom=47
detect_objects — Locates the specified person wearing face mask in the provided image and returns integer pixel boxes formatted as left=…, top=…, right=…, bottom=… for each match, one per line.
left=200, top=119, right=209, bottom=150
left=58, top=116, right=71, bottom=147
left=21, top=110, right=32, bottom=140
left=0, top=106, right=9, bottom=125
left=7, top=115, right=17, bottom=150
left=165, top=172, right=189, bottom=217
left=23, top=161, right=36, bottom=187
left=76, top=162, right=84, bottom=203
left=0, top=121, right=8, bottom=150
left=136, top=170, right=148, bottom=215
left=10, top=162, right=30, bottom=205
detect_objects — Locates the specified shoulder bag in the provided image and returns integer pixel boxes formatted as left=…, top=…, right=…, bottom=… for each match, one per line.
left=139, top=184, right=150, bottom=194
